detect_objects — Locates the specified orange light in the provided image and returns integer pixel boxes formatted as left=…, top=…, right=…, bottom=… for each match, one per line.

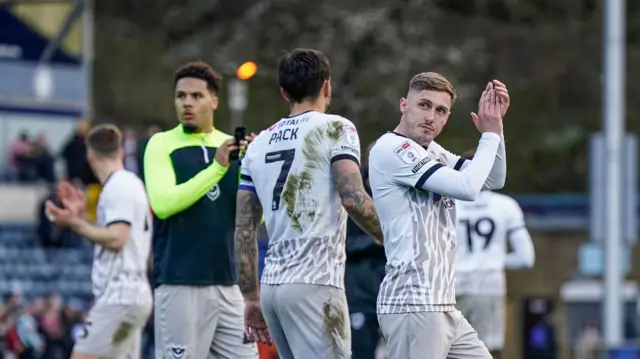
left=236, top=61, right=257, bottom=80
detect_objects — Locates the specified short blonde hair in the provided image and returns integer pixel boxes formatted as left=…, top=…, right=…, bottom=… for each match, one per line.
left=409, top=72, right=457, bottom=105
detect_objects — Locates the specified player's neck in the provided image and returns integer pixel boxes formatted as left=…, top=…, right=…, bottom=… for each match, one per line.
left=94, top=161, right=124, bottom=184
left=289, top=101, right=325, bottom=117
left=203, top=117, right=214, bottom=133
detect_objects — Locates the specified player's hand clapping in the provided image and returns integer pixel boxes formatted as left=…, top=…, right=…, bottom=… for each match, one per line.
left=491, top=80, right=510, bottom=118
left=471, top=82, right=503, bottom=135
left=244, top=300, right=273, bottom=345
left=45, top=181, right=86, bottom=226
left=58, top=181, right=86, bottom=216
left=214, top=139, right=239, bottom=168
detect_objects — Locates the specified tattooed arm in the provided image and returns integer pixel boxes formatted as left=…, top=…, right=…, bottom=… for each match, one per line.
left=332, top=159, right=383, bottom=244
left=234, top=189, right=263, bottom=301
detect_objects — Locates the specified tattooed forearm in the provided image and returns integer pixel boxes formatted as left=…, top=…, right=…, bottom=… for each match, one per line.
left=332, top=161, right=383, bottom=243
left=234, top=190, right=263, bottom=300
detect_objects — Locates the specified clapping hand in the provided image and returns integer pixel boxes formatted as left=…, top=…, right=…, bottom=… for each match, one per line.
left=491, top=80, right=510, bottom=118
left=471, top=82, right=503, bottom=135
left=58, top=181, right=86, bottom=216
left=45, top=181, right=86, bottom=227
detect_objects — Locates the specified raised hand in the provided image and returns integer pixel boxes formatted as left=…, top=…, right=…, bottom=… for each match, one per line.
left=471, top=82, right=503, bottom=135
left=492, top=80, right=510, bottom=118
left=214, top=139, right=239, bottom=167
left=58, top=181, right=86, bottom=217
left=45, top=200, right=75, bottom=227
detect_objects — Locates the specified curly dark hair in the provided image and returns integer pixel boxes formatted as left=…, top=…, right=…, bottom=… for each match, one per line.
left=174, top=61, right=222, bottom=94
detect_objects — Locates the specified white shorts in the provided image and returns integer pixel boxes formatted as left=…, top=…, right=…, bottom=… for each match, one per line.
left=261, top=283, right=351, bottom=359
left=154, top=284, right=258, bottom=359
left=378, top=310, right=491, bottom=359
left=73, top=301, right=152, bottom=358
left=456, top=295, right=505, bottom=350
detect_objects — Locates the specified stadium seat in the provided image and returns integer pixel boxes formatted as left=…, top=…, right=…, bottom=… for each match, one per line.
left=0, top=224, right=93, bottom=299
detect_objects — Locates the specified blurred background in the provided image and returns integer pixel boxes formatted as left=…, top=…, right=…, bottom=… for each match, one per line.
left=0, top=0, right=639, bottom=358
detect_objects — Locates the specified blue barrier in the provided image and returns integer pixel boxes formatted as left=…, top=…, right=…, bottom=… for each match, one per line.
left=609, top=346, right=638, bottom=359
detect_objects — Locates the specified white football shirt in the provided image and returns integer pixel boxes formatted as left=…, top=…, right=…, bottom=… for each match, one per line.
left=93, top=170, right=152, bottom=305
left=240, top=110, right=361, bottom=289
left=455, top=191, right=530, bottom=296
left=369, top=132, right=469, bottom=314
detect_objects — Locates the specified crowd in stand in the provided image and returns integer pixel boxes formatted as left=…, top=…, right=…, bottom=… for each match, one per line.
left=0, top=291, right=88, bottom=359
left=3, top=119, right=160, bottom=187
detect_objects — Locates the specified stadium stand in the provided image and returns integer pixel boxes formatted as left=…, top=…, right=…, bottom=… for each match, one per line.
left=0, top=224, right=93, bottom=301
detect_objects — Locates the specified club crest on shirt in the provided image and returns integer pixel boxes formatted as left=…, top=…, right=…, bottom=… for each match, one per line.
left=206, top=184, right=220, bottom=201
left=350, top=312, right=365, bottom=330
left=168, top=345, right=187, bottom=359
left=394, top=141, right=420, bottom=164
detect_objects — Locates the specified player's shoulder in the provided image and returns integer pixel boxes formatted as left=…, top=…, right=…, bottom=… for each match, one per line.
left=104, top=170, right=145, bottom=194
left=428, top=140, right=446, bottom=153
left=247, top=128, right=271, bottom=150
left=371, top=133, right=407, bottom=152
left=243, top=128, right=273, bottom=164
left=370, top=133, right=421, bottom=161
left=147, top=126, right=179, bottom=147
left=323, top=113, right=355, bottom=127
left=213, top=129, right=233, bottom=141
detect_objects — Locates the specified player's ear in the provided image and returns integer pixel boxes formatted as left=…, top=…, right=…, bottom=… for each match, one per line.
left=280, top=88, right=290, bottom=102
left=323, top=80, right=331, bottom=98
left=400, top=97, right=407, bottom=113
left=210, top=93, right=219, bottom=111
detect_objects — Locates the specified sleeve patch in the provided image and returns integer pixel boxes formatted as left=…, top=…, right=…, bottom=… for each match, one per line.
left=394, top=141, right=420, bottom=164
left=343, top=125, right=359, bottom=147
left=411, top=157, right=432, bottom=173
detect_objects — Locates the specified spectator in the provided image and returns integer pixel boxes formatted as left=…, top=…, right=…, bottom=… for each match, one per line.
left=4, top=132, right=30, bottom=181
left=60, top=119, right=94, bottom=185
left=30, top=134, right=56, bottom=184
left=60, top=300, right=83, bottom=358
left=5, top=315, right=22, bottom=359
left=4, top=293, right=24, bottom=313
left=574, top=319, right=601, bottom=359
left=123, top=128, right=139, bottom=175
left=39, top=293, right=66, bottom=359
left=36, top=184, right=75, bottom=248
left=16, top=298, right=45, bottom=359
left=8, top=133, right=57, bottom=184
left=0, top=300, right=15, bottom=356
left=60, top=118, right=101, bottom=222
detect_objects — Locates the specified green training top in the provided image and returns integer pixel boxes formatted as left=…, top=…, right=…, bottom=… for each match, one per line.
left=144, top=124, right=240, bottom=287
